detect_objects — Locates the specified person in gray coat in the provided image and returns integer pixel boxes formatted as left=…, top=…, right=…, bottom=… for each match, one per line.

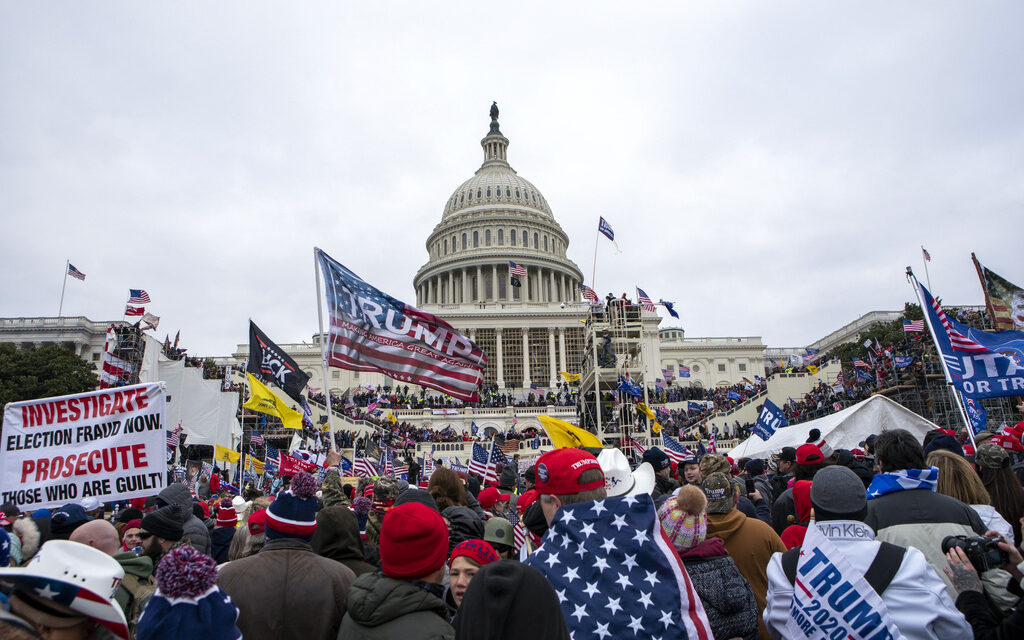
left=157, top=483, right=211, bottom=556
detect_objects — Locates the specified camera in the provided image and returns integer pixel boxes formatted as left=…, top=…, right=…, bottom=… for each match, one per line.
left=941, top=535, right=1009, bottom=573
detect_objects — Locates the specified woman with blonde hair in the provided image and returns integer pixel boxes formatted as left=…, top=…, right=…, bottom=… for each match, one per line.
left=927, top=449, right=1013, bottom=541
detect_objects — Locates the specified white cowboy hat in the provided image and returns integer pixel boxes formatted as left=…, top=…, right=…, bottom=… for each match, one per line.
left=597, top=448, right=656, bottom=497
left=0, top=540, right=128, bottom=639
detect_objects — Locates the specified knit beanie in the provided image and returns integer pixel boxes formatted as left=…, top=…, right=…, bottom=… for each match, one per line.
left=215, top=499, right=237, bottom=528
left=449, top=539, right=499, bottom=568
left=744, top=459, right=765, bottom=477
left=923, top=434, right=964, bottom=459
left=380, top=502, right=449, bottom=580
left=810, top=466, right=868, bottom=522
left=658, top=485, right=707, bottom=551
left=265, top=471, right=318, bottom=541
left=141, top=505, right=185, bottom=541
left=135, top=546, right=241, bottom=640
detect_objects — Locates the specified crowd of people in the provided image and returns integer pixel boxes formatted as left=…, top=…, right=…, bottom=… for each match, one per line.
left=4, top=397, right=1024, bottom=639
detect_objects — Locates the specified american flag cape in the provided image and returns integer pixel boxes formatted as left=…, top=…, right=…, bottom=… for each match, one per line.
left=707, top=432, right=717, bottom=453
left=524, top=495, right=712, bottom=640
left=316, top=248, right=486, bottom=402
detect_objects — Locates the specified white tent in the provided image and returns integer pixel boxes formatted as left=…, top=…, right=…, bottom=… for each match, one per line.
left=728, top=395, right=940, bottom=460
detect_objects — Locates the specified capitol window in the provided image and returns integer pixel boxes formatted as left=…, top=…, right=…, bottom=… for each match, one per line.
left=451, top=235, right=456, bottom=251
left=477, top=189, right=481, bottom=198
left=468, top=191, right=472, bottom=200
left=473, top=231, right=479, bottom=247
left=515, top=189, right=520, bottom=198
left=460, top=194, right=464, bottom=203
left=506, top=188, right=511, bottom=197
left=485, top=229, right=491, bottom=246
left=739, top=363, right=747, bottom=372
left=443, top=239, right=448, bottom=254
left=487, top=187, right=491, bottom=197
left=543, top=236, right=548, bottom=251
left=510, top=229, right=516, bottom=246
left=498, top=229, right=504, bottom=245
left=462, top=233, right=467, bottom=250
left=534, top=233, right=539, bottom=249
left=522, top=230, right=528, bottom=246
left=718, top=364, right=726, bottom=372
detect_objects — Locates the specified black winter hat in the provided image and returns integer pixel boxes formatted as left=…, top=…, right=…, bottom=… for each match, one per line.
left=642, top=447, right=670, bottom=473
left=142, top=505, right=186, bottom=541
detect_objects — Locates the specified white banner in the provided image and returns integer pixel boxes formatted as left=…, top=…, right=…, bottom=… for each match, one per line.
left=1, top=383, right=167, bottom=509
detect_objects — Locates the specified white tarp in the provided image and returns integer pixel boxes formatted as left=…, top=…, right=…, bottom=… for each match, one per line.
left=140, top=345, right=240, bottom=450
left=728, top=394, right=940, bottom=460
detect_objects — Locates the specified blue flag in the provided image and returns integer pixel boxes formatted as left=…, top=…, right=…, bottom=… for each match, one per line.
left=660, top=300, right=679, bottom=319
left=339, top=455, right=353, bottom=473
left=963, top=397, right=987, bottom=435
left=471, top=422, right=479, bottom=436
left=618, top=376, right=643, bottom=398
left=687, top=401, right=703, bottom=413
left=855, top=369, right=874, bottom=382
left=918, top=280, right=1024, bottom=399
left=752, top=399, right=787, bottom=441
left=893, top=356, right=913, bottom=368
left=727, top=390, right=741, bottom=401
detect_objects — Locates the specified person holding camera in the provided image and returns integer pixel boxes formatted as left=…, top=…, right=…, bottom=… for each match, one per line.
left=944, top=521, right=1024, bottom=639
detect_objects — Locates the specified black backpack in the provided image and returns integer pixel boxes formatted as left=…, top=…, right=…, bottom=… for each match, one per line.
left=781, top=541, right=906, bottom=595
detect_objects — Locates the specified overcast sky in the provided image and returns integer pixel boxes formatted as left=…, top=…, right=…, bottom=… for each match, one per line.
left=2, top=2, right=1021, bottom=356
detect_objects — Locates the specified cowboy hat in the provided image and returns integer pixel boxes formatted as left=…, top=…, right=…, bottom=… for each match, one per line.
left=597, top=448, right=656, bottom=497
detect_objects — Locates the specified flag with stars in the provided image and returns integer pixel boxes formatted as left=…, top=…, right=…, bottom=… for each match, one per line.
left=661, top=432, right=692, bottom=464
left=316, top=248, right=486, bottom=402
left=524, top=495, right=712, bottom=640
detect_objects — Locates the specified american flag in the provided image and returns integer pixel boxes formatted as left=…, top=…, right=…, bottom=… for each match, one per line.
left=125, top=305, right=145, bottom=316
left=524, top=495, right=712, bottom=639
left=393, top=455, right=409, bottom=477
left=317, top=249, right=486, bottom=402
left=707, top=431, right=717, bottom=453
left=166, top=425, right=182, bottom=449
left=265, top=444, right=280, bottom=463
left=509, top=261, right=527, bottom=277
left=636, top=287, right=657, bottom=313
left=421, top=450, right=435, bottom=480
left=580, top=284, right=600, bottom=304
left=597, top=216, right=615, bottom=241
left=99, top=351, right=130, bottom=388
left=920, top=282, right=988, bottom=353
left=922, top=247, right=931, bottom=262
left=661, top=432, right=692, bottom=464
left=127, top=289, right=151, bottom=304
left=530, top=382, right=545, bottom=395
left=353, top=451, right=380, bottom=478
left=852, top=358, right=871, bottom=369
left=251, top=432, right=265, bottom=446
left=628, top=435, right=647, bottom=455
left=678, top=365, right=691, bottom=378
left=902, top=318, right=924, bottom=333
left=67, top=263, right=86, bottom=281
left=468, top=442, right=492, bottom=480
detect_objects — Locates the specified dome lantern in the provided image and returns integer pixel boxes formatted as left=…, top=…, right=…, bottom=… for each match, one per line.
left=481, top=101, right=510, bottom=169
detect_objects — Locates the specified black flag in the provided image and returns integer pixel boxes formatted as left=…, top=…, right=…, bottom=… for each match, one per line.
left=247, top=320, right=311, bottom=404
left=510, top=275, right=521, bottom=288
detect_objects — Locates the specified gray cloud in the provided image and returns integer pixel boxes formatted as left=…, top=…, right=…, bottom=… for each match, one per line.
left=1, top=2, right=1021, bottom=355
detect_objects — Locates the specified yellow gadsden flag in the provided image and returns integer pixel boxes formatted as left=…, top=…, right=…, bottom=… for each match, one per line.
left=559, top=371, right=581, bottom=383
left=537, top=415, right=603, bottom=449
left=807, top=365, right=819, bottom=375
left=214, top=444, right=240, bottom=464
left=243, top=373, right=303, bottom=430
left=636, top=402, right=656, bottom=421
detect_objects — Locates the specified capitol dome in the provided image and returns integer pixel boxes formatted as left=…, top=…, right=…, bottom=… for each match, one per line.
left=414, top=104, right=584, bottom=308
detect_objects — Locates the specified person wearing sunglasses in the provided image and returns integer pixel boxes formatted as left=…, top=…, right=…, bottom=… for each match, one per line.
left=138, top=505, right=185, bottom=564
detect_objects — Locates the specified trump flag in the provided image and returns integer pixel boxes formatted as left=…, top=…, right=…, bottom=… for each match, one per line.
left=316, top=248, right=486, bottom=402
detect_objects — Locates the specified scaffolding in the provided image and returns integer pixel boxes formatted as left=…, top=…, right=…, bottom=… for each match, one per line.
left=101, top=323, right=146, bottom=387
left=577, top=301, right=654, bottom=444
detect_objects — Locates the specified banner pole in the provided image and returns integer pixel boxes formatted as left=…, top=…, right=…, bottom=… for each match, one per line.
left=921, top=246, right=932, bottom=291
left=906, top=269, right=973, bottom=437
left=314, top=247, right=338, bottom=452
left=58, top=260, right=69, bottom=318
left=591, top=226, right=599, bottom=293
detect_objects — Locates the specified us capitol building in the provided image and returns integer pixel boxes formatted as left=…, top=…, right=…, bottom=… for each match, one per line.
left=1, top=106, right=771, bottom=401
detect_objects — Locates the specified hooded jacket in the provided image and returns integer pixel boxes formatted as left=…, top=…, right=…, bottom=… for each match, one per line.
left=157, top=483, right=211, bottom=555
left=453, top=560, right=569, bottom=640
left=678, top=538, right=758, bottom=640
left=210, top=525, right=235, bottom=565
left=441, top=506, right=484, bottom=556
left=864, top=486, right=987, bottom=598
left=312, top=505, right=376, bottom=577
left=764, top=520, right=971, bottom=639
left=338, top=572, right=454, bottom=640
left=706, top=508, right=786, bottom=638
left=220, top=537, right=356, bottom=640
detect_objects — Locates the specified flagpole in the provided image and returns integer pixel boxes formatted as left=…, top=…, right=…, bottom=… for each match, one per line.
left=921, top=246, right=932, bottom=291
left=58, top=260, right=69, bottom=318
left=590, top=225, right=599, bottom=293
left=313, top=247, right=338, bottom=453
left=906, top=268, right=974, bottom=446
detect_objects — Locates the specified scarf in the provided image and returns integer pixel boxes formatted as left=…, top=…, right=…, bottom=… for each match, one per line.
left=866, top=466, right=938, bottom=500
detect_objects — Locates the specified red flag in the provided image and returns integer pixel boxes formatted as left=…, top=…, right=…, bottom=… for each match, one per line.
left=125, top=305, right=145, bottom=316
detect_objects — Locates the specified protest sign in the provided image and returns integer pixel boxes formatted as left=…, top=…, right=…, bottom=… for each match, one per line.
left=279, top=453, right=320, bottom=476
left=1, top=383, right=167, bottom=509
